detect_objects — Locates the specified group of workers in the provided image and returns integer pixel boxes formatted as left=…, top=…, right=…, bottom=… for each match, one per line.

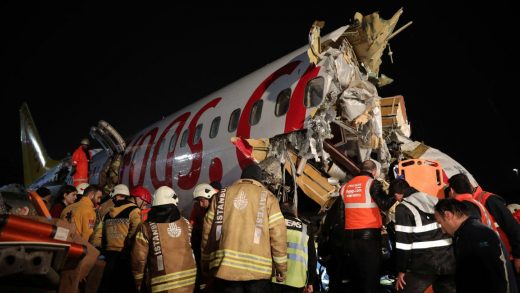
left=33, top=137, right=520, bottom=293
left=321, top=159, right=520, bottom=293
left=44, top=162, right=316, bottom=293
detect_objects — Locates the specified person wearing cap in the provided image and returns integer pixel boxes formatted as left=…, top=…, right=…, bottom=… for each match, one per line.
left=190, top=182, right=219, bottom=292
left=129, top=186, right=152, bottom=222
left=131, top=185, right=197, bottom=293
left=60, top=184, right=103, bottom=242
left=201, top=163, right=287, bottom=292
left=71, top=138, right=92, bottom=187
left=94, top=183, right=141, bottom=293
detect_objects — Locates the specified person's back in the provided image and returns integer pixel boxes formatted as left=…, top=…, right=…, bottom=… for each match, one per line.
left=201, top=164, right=287, bottom=291
left=131, top=186, right=196, bottom=293
left=455, top=217, right=517, bottom=292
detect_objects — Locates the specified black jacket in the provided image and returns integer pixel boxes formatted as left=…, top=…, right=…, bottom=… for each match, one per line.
left=394, top=188, right=455, bottom=275
left=454, top=217, right=518, bottom=293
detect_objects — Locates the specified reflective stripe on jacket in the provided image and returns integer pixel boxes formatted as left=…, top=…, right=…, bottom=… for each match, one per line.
left=272, top=215, right=308, bottom=288
left=341, top=175, right=382, bottom=229
left=201, top=179, right=287, bottom=281
left=131, top=218, right=196, bottom=293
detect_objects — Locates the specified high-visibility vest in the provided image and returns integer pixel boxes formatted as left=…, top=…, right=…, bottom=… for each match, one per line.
left=272, top=216, right=308, bottom=288
left=341, top=175, right=382, bottom=229
left=474, top=190, right=512, bottom=257
left=456, top=194, right=497, bottom=233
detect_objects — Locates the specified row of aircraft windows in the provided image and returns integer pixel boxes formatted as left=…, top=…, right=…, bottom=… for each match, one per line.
left=168, top=77, right=324, bottom=150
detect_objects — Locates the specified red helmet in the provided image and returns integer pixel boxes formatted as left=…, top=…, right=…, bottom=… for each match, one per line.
left=130, top=186, right=152, bottom=204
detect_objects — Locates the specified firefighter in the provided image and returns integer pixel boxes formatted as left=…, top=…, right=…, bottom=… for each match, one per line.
left=71, top=138, right=91, bottom=187
left=96, top=183, right=126, bottom=223
left=339, top=159, right=396, bottom=292
left=272, top=202, right=317, bottom=293
left=131, top=185, right=197, bottom=293
left=389, top=179, right=455, bottom=293
left=434, top=198, right=518, bottom=293
left=93, top=183, right=141, bottom=293
left=130, top=186, right=152, bottom=222
left=190, top=183, right=219, bottom=292
left=201, top=163, right=287, bottom=292
left=60, top=184, right=103, bottom=241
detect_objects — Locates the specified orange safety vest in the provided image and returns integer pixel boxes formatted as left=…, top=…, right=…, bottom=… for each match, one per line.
left=474, top=190, right=513, bottom=258
left=456, top=194, right=497, bottom=233
left=340, top=175, right=382, bottom=230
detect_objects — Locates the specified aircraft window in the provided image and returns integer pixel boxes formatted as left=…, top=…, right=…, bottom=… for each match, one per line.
left=275, top=88, right=291, bottom=117
left=304, top=77, right=324, bottom=108
left=193, top=124, right=203, bottom=144
left=168, top=133, right=178, bottom=152
left=210, top=116, right=221, bottom=138
left=228, top=108, right=241, bottom=132
left=180, top=129, right=188, bottom=148
left=249, top=100, right=263, bottom=126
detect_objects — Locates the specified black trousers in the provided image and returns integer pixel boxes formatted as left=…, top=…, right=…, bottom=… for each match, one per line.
left=214, top=279, right=270, bottom=293
left=271, top=282, right=302, bottom=293
left=397, top=272, right=455, bottom=293
left=98, top=251, right=137, bottom=293
left=345, top=237, right=381, bottom=293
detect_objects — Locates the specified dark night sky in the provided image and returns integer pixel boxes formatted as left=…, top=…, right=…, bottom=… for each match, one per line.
left=1, top=1, right=518, bottom=200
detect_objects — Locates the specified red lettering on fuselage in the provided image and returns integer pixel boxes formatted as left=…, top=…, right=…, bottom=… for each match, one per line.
left=128, top=127, right=158, bottom=189
left=177, top=97, right=222, bottom=190
left=150, top=112, right=190, bottom=189
left=235, top=61, right=301, bottom=169
left=284, top=64, right=320, bottom=132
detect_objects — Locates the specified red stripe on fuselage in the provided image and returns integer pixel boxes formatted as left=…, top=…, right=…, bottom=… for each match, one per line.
left=235, top=61, right=301, bottom=169
left=128, top=128, right=158, bottom=189
left=177, top=97, right=222, bottom=190
left=150, top=112, right=190, bottom=189
left=284, top=64, right=320, bottom=132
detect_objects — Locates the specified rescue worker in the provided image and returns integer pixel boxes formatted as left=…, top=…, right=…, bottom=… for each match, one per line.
left=131, top=186, right=197, bottom=293
left=93, top=183, right=141, bottom=293
left=49, top=184, right=77, bottom=218
left=472, top=184, right=520, bottom=274
left=389, top=179, right=455, bottom=293
left=339, top=159, right=396, bottom=292
left=447, top=174, right=498, bottom=233
left=272, top=202, right=317, bottom=293
left=201, top=163, right=288, bottom=292
left=190, top=183, right=219, bottom=292
left=434, top=198, right=518, bottom=293
left=60, top=184, right=103, bottom=241
left=96, top=183, right=127, bottom=222
left=130, top=185, right=152, bottom=222
left=71, top=138, right=91, bottom=186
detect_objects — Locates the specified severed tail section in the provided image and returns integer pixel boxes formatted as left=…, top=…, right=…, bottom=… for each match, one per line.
left=19, top=102, right=59, bottom=186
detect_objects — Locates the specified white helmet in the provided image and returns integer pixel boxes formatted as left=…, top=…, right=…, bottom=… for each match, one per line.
left=507, top=204, right=520, bottom=214
left=153, top=186, right=178, bottom=206
left=80, top=138, right=90, bottom=145
left=76, top=183, right=90, bottom=195
left=193, top=183, right=218, bottom=200
left=110, top=184, right=130, bottom=197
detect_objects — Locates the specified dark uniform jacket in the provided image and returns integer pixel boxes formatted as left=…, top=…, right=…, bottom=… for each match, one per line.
left=395, top=188, right=455, bottom=275
left=454, top=218, right=518, bottom=293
